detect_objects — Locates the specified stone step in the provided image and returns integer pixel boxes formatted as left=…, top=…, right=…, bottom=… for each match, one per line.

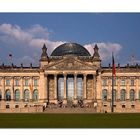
left=44, top=107, right=97, bottom=113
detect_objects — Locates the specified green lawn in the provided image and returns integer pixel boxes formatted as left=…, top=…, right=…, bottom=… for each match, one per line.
left=0, top=113, right=140, bottom=128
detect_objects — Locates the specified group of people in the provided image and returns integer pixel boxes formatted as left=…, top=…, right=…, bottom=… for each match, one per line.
left=43, top=99, right=93, bottom=111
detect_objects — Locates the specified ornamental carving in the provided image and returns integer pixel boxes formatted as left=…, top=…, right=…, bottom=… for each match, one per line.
left=46, top=57, right=96, bottom=70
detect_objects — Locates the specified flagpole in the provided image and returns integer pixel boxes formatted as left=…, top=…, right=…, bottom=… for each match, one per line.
left=111, top=52, right=114, bottom=113
left=9, top=54, right=12, bottom=66
left=111, top=69, right=114, bottom=113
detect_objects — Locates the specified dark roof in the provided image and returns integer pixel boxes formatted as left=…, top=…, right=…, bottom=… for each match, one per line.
left=51, top=43, right=91, bottom=57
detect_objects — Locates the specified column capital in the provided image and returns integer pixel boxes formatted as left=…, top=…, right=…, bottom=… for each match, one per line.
left=2, top=76, right=5, bottom=79
left=30, top=76, right=33, bottom=79
left=83, top=74, right=87, bottom=77
left=54, top=74, right=57, bottom=77
left=63, top=73, right=67, bottom=77
left=45, top=74, right=48, bottom=77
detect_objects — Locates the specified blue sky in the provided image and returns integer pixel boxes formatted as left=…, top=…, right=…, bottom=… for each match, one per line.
left=0, top=13, right=140, bottom=66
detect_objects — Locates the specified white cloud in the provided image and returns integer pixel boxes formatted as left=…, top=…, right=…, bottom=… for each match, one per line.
left=0, top=23, right=64, bottom=49
left=0, top=23, right=123, bottom=66
left=27, top=24, right=49, bottom=39
left=0, top=23, right=32, bottom=42
left=0, top=23, right=64, bottom=65
left=84, top=42, right=122, bottom=61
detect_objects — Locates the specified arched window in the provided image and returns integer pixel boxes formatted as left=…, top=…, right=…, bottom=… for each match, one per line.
left=15, top=89, right=20, bottom=101
left=113, top=89, right=117, bottom=101
left=5, top=89, right=11, bottom=101
left=102, top=89, right=107, bottom=101
left=0, top=90, right=2, bottom=101
left=24, top=89, right=29, bottom=102
left=130, top=89, right=135, bottom=101
left=33, top=89, right=38, bottom=101
left=120, top=89, right=126, bottom=101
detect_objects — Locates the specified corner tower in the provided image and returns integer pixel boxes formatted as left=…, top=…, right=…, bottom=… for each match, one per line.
left=40, top=44, right=49, bottom=68
left=92, top=44, right=101, bottom=67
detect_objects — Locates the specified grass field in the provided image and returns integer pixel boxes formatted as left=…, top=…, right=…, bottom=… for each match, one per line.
left=0, top=113, right=140, bottom=128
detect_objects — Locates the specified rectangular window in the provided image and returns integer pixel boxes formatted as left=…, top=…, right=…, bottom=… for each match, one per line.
left=15, top=105, right=19, bottom=108
left=34, top=79, right=38, bottom=86
left=102, top=79, right=107, bottom=86
left=121, top=79, right=125, bottom=86
left=6, top=105, right=10, bottom=109
left=6, top=79, right=10, bottom=86
left=122, top=105, right=125, bottom=108
left=131, top=105, right=135, bottom=108
left=15, top=79, right=19, bottom=86
left=130, top=79, right=135, bottom=86
left=25, top=79, right=29, bottom=86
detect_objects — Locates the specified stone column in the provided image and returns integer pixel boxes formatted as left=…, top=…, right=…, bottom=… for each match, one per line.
left=117, top=77, right=120, bottom=101
left=63, top=74, right=67, bottom=99
left=92, top=75, right=96, bottom=100
left=11, top=77, right=14, bottom=100
left=30, top=77, right=33, bottom=100
left=2, top=77, right=5, bottom=100
left=45, top=75, right=48, bottom=103
left=20, top=77, right=24, bottom=100
left=74, top=74, right=77, bottom=100
left=83, top=74, right=87, bottom=99
left=126, top=77, right=130, bottom=100
left=96, top=71, right=102, bottom=113
left=93, top=75, right=96, bottom=100
left=54, top=74, right=57, bottom=100
left=136, top=77, right=139, bottom=100
left=108, top=78, right=111, bottom=100
left=1, top=77, right=5, bottom=108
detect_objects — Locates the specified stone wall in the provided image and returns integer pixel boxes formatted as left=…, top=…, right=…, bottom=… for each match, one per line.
left=0, top=106, right=43, bottom=113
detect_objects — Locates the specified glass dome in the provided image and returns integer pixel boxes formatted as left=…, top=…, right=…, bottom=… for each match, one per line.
left=51, top=43, right=91, bottom=57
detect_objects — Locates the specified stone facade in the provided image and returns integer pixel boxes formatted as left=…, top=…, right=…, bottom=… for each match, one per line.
left=0, top=43, right=140, bottom=113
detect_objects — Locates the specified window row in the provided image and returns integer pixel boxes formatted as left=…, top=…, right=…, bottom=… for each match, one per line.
left=0, top=89, right=39, bottom=101
left=102, top=79, right=135, bottom=86
left=102, top=89, right=137, bottom=101
left=3, top=79, right=39, bottom=86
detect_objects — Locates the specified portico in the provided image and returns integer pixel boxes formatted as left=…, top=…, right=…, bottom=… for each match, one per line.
left=45, top=72, right=96, bottom=104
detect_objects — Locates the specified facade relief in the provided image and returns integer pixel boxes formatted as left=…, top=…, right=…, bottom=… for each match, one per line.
left=46, top=57, right=97, bottom=71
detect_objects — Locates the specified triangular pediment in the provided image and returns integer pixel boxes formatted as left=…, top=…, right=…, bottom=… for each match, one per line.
left=46, top=57, right=97, bottom=70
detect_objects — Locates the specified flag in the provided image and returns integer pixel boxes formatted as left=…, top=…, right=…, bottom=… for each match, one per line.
left=9, top=54, right=12, bottom=57
left=112, top=53, right=116, bottom=77
left=9, top=54, right=12, bottom=58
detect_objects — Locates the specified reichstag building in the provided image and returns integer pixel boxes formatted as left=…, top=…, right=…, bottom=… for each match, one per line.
left=0, top=42, right=140, bottom=113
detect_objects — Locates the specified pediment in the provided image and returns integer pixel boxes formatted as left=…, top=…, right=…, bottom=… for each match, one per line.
left=46, top=57, right=97, bottom=70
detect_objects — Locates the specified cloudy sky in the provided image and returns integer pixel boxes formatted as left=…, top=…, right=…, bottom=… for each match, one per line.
left=0, top=13, right=140, bottom=66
